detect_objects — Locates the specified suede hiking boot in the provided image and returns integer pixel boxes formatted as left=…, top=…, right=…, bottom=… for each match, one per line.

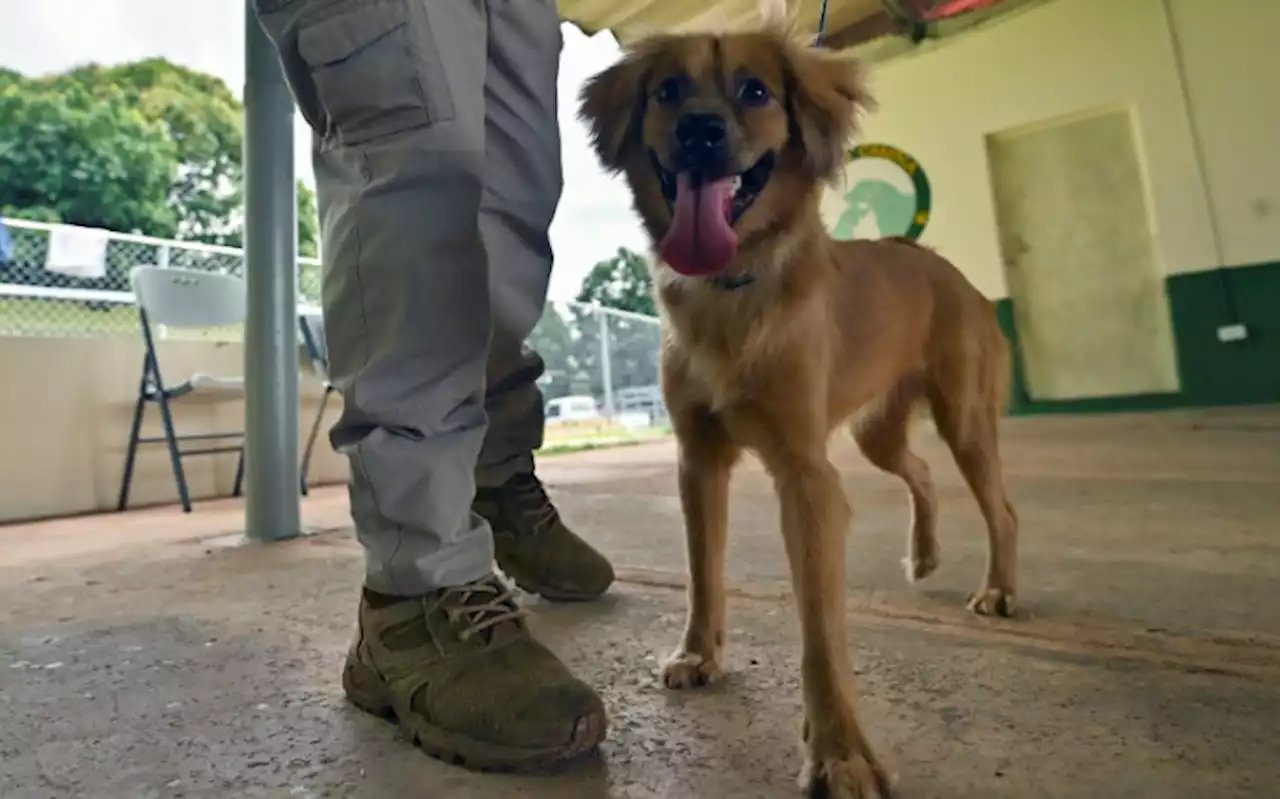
left=475, top=471, right=615, bottom=602
left=342, top=575, right=607, bottom=771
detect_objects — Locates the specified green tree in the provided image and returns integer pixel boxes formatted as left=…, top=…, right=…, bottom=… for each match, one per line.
left=0, top=80, right=178, bottom=235
left=564, top=247, right=662, bottom=399
left=527, top=304, right=582, bottom=400
left=574, top=246, right=655, bottom=315
left=295, top=182, right=320, bottom=258
left=0, top=59, right=318, bottom=256
left=63, top=59, right=244, bottom=244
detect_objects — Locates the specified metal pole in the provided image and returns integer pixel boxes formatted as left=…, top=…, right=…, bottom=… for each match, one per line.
left=597, top=304, right=615, bottom=419
left=243, top=3, right=301, bottom=542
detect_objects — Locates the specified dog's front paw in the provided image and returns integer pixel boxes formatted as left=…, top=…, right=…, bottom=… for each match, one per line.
left=966, top=585, right=1017, bottom=617
left=799, top=752, right=895, bottom=799
left=661, top=650, right=724, bottom=689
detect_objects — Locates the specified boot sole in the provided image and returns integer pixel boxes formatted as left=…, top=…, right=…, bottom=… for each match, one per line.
left=496, top=562, right=614, bottom=603
left=513, top=576, right=610, bottom=603
left=342, top=656, right=606, bottom=772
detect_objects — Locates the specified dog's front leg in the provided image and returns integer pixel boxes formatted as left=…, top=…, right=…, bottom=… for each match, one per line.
left=768, top=450, right=894, bottom=799
left=663, top=407, right=740, bottom=689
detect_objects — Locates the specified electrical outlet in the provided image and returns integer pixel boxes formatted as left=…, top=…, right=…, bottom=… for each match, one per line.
left=1216, top=323, right=1248, bottom=343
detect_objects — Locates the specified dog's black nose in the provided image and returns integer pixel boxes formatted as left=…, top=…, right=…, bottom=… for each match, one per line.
left=675, top=113, right=728, bottom=171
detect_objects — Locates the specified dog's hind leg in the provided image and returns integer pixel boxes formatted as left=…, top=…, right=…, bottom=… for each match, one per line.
left=852, top=379, right=939, bottom=583
left=928, top=338, right=1019, bottom=618
left=662, top=404, right=741, bottom=689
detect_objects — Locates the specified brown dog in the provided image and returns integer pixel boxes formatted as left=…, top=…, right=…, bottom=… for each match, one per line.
left=579, top=15, right=1019, bottom=799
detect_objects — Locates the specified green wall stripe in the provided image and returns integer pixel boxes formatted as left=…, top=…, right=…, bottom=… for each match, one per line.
left=995, top=261, right=1280, bottom=415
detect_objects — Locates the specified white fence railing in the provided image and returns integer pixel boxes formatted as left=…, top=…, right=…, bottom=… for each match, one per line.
left=0, top=218, right=668, bottom=433
left=0, top=218, right=321, bottom=339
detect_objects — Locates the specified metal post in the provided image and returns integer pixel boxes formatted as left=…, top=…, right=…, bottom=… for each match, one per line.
left=243, top=4, right=301, bottom=542
left=597, top=304, right=615, bottom=419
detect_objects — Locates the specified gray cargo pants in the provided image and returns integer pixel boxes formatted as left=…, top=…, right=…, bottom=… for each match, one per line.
left=253, top=0, right=562, bottom=594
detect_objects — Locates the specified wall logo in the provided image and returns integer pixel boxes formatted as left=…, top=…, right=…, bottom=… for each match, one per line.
left=828, top=143, right=932, bottom=241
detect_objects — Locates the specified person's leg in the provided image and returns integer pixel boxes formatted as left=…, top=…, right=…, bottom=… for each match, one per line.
left=251, top=0, right=606, bottom=769
left=471, top=0, right=614, bottom=601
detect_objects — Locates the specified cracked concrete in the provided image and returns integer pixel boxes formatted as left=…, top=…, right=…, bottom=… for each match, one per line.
left=2, top=407, right=1279, bottom=798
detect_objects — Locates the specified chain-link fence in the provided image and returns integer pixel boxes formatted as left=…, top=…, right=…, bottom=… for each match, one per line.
left=531, top=300, right=667, bottom=442
left=0, top=218, right=322, bottom=340
left=0, top=218, right=668, bottom=440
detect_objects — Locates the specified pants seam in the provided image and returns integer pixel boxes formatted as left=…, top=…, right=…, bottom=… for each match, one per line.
left=354, top=149, right=373, bottom=384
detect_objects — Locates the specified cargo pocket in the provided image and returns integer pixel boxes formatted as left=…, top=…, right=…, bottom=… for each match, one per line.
left=297, top=0, right=454, bottom=147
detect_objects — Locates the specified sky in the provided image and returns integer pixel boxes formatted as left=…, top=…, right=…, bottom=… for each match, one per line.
left=0, top=0, right=650, bottom=301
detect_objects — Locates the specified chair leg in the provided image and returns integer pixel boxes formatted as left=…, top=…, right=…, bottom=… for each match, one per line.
left=300, top=385, right=333, bottom=496
left=117, top=392, right=148, bottom=512
left=155, top=391, right=192, bottom=513
left=234, top=446, right=246, bottom=498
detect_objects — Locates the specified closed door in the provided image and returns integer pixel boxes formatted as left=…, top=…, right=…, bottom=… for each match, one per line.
left=987, top=108, right=1180, bottom=401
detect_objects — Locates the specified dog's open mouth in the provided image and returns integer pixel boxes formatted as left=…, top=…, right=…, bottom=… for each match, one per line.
left=651, top=150, right=775, bottom=277
left=651, top=151, right=774, bottom=224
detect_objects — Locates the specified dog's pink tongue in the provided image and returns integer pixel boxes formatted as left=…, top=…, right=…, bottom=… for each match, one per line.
left=659, top=174, right=738, bottom=276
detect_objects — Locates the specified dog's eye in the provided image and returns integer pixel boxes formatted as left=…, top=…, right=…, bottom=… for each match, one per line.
left=737, top=77, right=771, bottom=107
left=655, top=77, right=683, bottom=106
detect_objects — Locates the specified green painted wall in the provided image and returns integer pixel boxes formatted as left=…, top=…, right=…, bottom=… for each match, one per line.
left=997, top=261, right=1280, bottom=414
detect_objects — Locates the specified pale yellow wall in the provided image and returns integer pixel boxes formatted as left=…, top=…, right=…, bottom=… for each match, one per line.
left=828, top=0, right=1277, bottom=298
left=0, top=337, right=348, bottom=523
left=1166, top=0, right=1280, bottom=268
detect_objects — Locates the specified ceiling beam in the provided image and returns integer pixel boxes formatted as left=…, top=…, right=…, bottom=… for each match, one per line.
left=823, top=9, right=902, bottom=49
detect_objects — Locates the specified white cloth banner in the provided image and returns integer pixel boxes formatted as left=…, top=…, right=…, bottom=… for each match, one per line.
left=45, top=225, right=110, bottom=279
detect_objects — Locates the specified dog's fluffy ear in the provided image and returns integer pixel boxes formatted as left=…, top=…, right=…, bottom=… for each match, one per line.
left=758, top=0, right=798, bottom=34
left=579, top=47, right=654, bottom=173
left=783, top=46, right=875, bottom=181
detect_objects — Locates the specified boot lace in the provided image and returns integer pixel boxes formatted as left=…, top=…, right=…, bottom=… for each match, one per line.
left=508, top=473, right=561, bottom=537
left=442, top=579, right=528, bottom=641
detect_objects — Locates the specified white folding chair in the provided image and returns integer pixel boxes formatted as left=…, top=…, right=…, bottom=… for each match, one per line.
left=297, top=309, right=338, bottom=496
left=118, top=266, right=247, bottom=513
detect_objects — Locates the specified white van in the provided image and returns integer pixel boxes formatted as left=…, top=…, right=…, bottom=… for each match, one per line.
left=545, top=395, right=601, bottom=424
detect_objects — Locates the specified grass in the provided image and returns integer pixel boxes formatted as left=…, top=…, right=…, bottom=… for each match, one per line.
left=540, top=425, right=671, bottom=455
left=0, top=297, right=140, bottom=337
left=0, top=297, right=242, bottom=341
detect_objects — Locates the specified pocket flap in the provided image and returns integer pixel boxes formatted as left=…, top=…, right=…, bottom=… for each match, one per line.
left=298, top=1, right=409, bottom=68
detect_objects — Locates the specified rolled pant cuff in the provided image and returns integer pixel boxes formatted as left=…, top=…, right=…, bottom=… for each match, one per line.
left=361, top=538, right=495, bottom=596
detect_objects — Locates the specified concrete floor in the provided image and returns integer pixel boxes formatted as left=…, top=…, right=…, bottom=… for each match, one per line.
left=2, top=407, right=1279, bottom=798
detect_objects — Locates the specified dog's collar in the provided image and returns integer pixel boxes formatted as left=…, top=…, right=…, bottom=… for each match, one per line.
left=708, top=273, right=757, bottom=291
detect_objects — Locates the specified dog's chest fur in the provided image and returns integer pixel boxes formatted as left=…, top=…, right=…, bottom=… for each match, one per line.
left=660, top=285, right=813, bottom=413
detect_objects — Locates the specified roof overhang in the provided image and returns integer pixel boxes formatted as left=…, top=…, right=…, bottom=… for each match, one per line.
left=559, top=0, right=1039, bottom=63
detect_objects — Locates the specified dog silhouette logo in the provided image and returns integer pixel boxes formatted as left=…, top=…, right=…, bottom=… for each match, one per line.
left=827, top=144, right=932, bottom=241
